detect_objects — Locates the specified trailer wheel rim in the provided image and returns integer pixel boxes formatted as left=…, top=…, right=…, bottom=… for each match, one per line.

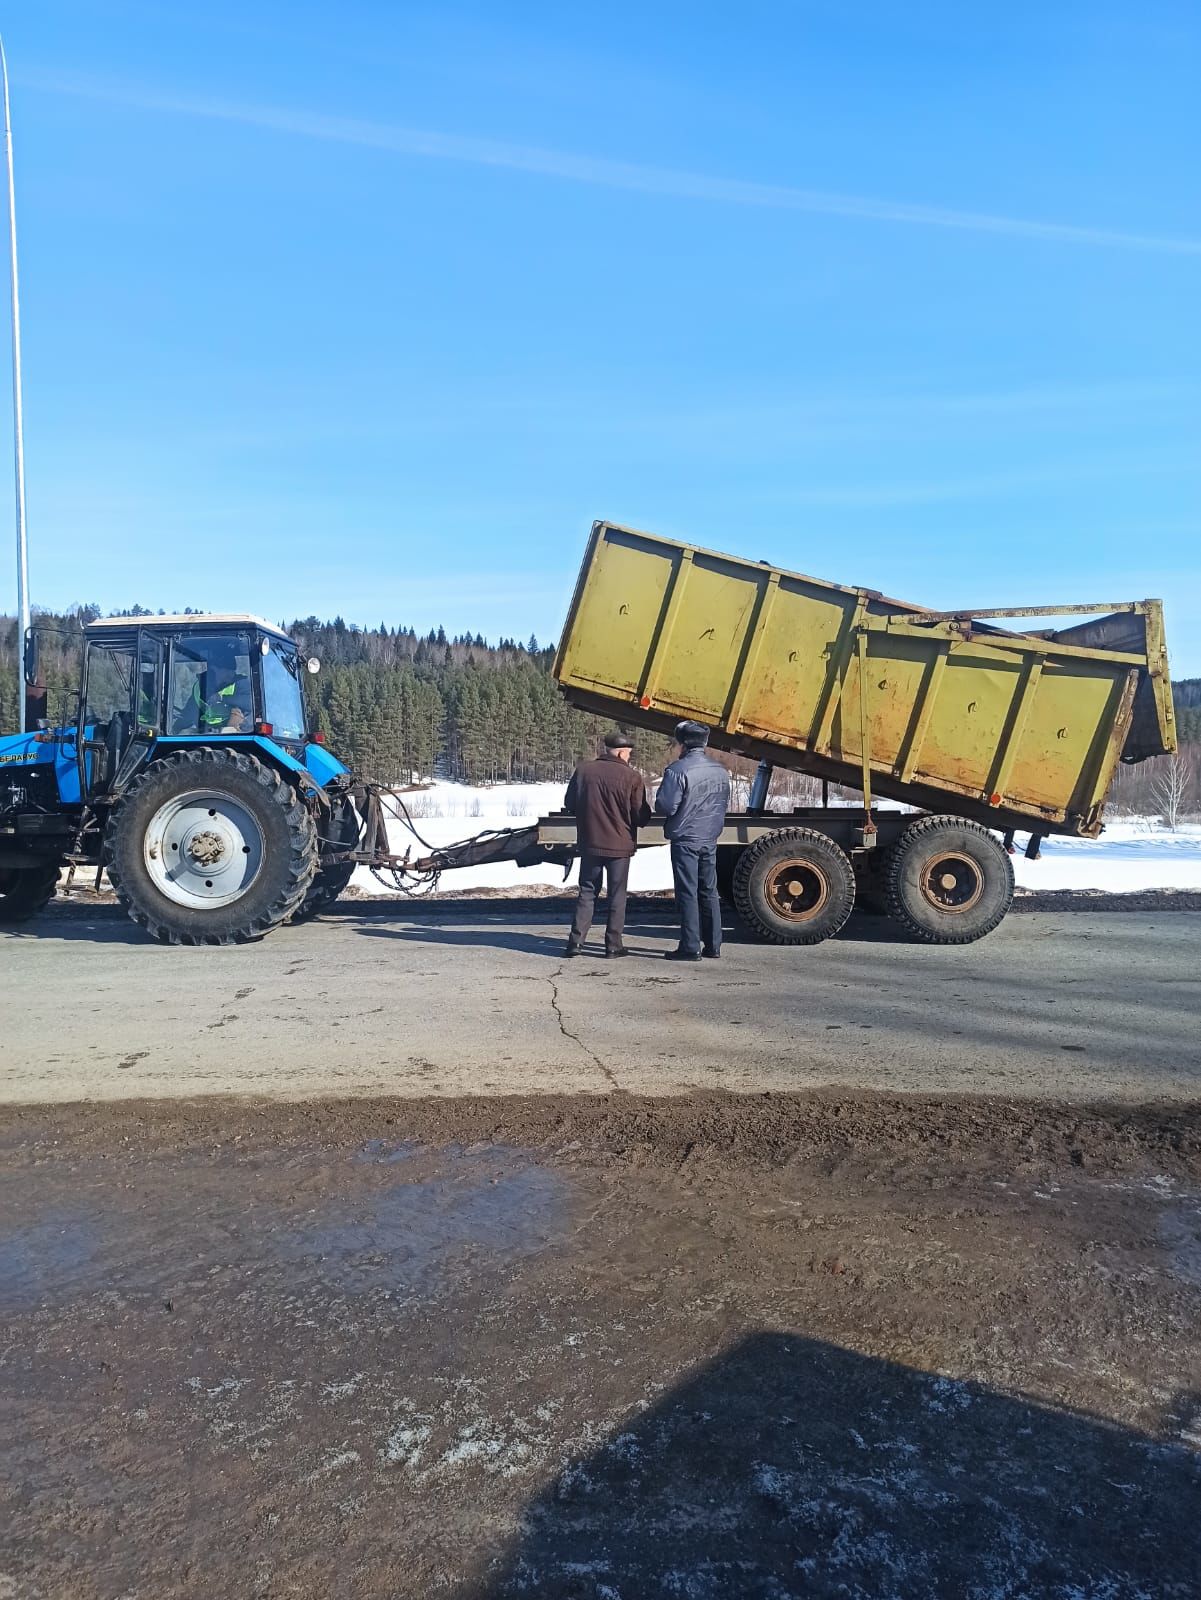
left=143, top=789, right=265, bottom=909
left=920, top=850, right=985, bottom=914
left=764, top=859, right=830, bottom=922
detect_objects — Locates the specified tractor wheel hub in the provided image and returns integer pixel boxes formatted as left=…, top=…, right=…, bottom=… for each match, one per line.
left=144, top=789, right=266, bottom=909
left=187, top=829, right=227, bottom=867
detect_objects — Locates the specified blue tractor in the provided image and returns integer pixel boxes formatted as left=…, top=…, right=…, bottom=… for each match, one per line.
left=0, top=615, right=363, bottom=942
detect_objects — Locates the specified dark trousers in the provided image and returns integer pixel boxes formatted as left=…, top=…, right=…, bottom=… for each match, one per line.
left=569, top=853, right=632, bottom=952
left=670, top=841, right=722, bottom=955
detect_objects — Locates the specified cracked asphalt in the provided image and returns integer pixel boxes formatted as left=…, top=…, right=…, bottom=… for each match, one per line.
left=2, top=897, right=1199, bottom=1102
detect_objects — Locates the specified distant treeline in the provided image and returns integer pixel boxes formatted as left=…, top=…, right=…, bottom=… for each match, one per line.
left=1, top=609, right=1197, bottom=800
left=0, top=609, right=673, bottom=783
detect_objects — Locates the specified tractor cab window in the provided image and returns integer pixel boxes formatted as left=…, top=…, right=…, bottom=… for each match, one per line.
left=84, top=640, right=136, bottom=727
left=168, top=634, right=254, bottom=736
left=261, top=639, right=307, bottom=742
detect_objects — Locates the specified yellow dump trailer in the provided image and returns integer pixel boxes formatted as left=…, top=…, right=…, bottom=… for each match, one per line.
left=552, top=521, right=1175, bottom=945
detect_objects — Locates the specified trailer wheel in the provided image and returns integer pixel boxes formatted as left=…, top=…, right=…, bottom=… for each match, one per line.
left=716, top=845, right=743, bottom=906
left=732, top=828, right=855, bottom=945
left=853, top=848, right=890, bottom=915
left=0, top=859, right=62, bottom=925
left=105, top=749, right=318, bottom=946
left=883, top=815, right=1014, bottom=944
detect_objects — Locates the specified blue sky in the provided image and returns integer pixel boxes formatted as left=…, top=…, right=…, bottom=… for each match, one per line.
left=4, top=1, right=1200, bottom=669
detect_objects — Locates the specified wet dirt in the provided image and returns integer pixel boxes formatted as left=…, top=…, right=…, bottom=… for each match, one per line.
left=3, top=1090, right=1200, bottom=1598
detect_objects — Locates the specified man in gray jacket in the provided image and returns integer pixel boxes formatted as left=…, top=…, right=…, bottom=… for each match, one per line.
left=654, top=721, right=731, bottom=961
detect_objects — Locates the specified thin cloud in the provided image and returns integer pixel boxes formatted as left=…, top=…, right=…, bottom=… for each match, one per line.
left=762, top=451, right=1196, bottom=509
left=25, top=70, right=1201, bottom=257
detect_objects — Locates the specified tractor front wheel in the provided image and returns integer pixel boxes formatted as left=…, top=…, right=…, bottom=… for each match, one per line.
left=0, top=859, right=62, bottom=925
left=105, top=749, right=318, bottom=946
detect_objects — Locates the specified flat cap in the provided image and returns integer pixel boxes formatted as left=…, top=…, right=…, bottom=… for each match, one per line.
left=604, top=729, right=634, bottom=750
left=674, top=720, right=710, bottom=749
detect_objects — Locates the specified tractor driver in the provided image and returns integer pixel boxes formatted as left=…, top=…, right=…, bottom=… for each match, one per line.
left=201, top=660, right=252, bottom=733
left=170, top=643, right=253, bottom=735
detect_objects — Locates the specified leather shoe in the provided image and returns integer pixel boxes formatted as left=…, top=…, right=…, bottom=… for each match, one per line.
left=665, top=948, right=702, bottom=962
left=563, top=943, right=581, bottom=958
left=702, top=948, right=721, bottom=959
left=605, top=947, right=629, bottom=959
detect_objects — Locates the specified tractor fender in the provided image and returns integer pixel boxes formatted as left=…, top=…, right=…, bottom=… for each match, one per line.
left=152, top=735, right=348, bottom=791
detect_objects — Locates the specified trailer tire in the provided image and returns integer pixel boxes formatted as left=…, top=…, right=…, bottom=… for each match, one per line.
left=716, top=845, right=743, bottom=906
left=105, top=749, right=318, bottom=946
left=883, top=815, right=1013, bottom=944
left=853, top=848, right=890, bottom=915
left=732, top=828, right=855, bottom=945
left=0, top=859, right=62, bottom=924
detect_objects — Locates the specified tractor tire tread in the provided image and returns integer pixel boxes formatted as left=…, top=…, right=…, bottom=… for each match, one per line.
left=291, top=864, right=355, bottom=923
left=291, top=794, right=359, bottom=922
left=0, top=858, right=63, bottom=924
left=104, top=748, right=317, bottom=946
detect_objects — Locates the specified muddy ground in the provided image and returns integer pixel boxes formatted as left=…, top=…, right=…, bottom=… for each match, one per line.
left=3, top=1090, right=1200, bottom=1598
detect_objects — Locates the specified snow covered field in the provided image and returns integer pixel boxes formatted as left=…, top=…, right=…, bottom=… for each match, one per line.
left=349, top=782, right=1201, bottom=896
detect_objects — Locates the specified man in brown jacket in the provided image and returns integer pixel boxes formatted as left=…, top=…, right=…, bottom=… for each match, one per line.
left=564, top=730, right=651, bottom=958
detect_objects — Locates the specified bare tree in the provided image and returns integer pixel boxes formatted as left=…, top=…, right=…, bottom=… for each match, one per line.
left=1152, top=750, right=1194, bottom=830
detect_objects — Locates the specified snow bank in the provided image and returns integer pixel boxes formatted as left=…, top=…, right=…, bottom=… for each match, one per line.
left=1008, top=820, right=1201, bottom=893
left=348, top=782, right=1201, bottom=896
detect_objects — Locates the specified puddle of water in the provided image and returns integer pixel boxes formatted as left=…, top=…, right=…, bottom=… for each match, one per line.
left=356, top=1139, right=424, bottom=1166
left=277, top=1150, right=567, bottom=1293
left=0, top=1146, right=569, bottom=1311
left=0, top=1214, right=100, bottom=1308
left=1159, top=1206, right=1201, bottom=1288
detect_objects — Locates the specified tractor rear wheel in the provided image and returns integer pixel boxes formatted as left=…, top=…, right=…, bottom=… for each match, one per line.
left=0, top=859, right=62, bottom=924
left=292, top=862, right=355, bottom=922
left=293, top=793, right=359, bottom=923
left=882, top=815, right=1013, bottom=944
left=732, top=828, right=856, bottom=945
left=105, top=749, right=318, bottom=946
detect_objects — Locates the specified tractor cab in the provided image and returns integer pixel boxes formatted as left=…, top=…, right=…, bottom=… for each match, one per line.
left=78, top=615, right=312, bottom=798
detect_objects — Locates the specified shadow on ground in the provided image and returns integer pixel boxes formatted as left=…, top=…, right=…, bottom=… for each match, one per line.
left=484, top=1331, right=1201, bottom=1598
left=350, top=907, right=908, bottom=959
left=13, top=897, right=912, bottom=950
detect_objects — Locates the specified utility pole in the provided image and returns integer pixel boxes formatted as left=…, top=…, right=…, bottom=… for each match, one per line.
left=0, top=35, right=30, bottom=733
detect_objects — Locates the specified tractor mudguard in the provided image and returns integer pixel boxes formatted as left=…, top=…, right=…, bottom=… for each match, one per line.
left=152, top=735, right=349, bottom=787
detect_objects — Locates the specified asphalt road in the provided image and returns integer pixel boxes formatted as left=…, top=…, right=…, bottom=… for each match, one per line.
left=3, top=898, right=1199, bottom=1103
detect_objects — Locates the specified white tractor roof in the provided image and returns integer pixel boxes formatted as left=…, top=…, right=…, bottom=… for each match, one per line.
left=86, top=613, right=294, bottom=642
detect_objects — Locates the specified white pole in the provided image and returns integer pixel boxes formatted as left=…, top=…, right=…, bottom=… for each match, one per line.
left=0, top=36, right=29, bottom=733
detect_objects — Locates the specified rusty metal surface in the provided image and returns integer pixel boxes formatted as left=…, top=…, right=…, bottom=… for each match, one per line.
left=553, top=523, right=1176, bottom=839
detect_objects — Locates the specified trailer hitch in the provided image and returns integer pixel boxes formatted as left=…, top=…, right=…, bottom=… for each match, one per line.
left=337, top=784, right=569, bottom=893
